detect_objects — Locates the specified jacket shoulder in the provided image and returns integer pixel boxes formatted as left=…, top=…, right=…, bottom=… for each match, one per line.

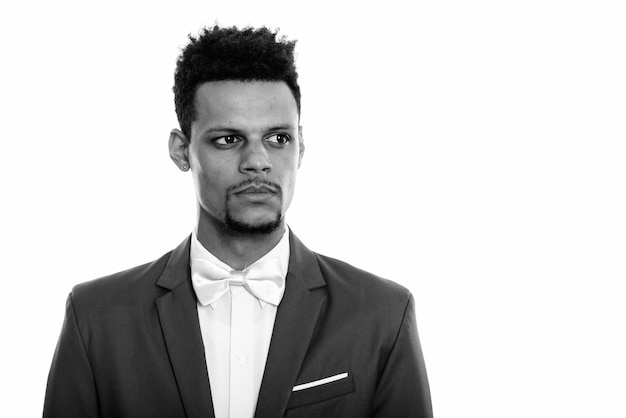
left=70, top=250, right=173, bottom=310
left=310, top=252, right=416, bottom=356
left=313, top=252, right=412, bottom=306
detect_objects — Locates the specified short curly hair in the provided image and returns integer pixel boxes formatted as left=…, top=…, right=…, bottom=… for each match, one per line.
left=173, top=25, right=301, bottom=139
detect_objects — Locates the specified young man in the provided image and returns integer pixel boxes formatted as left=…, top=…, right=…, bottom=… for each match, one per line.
left=44, top=26, right=432, bottom=418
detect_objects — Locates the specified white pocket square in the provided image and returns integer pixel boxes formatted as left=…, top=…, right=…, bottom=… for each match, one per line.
left=292, top=372, right=349, bottom=392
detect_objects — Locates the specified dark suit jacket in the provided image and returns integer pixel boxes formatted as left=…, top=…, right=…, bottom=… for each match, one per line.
left=44, top=232, right=432, bottom=417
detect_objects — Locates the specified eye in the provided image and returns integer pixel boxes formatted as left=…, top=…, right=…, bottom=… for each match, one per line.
left=265, top=133, right=291, bottom=145
left=214, top=135, right=242, bottom=146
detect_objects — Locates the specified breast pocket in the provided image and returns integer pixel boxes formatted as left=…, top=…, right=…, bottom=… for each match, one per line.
left=286, top=373, right=355, bottom=410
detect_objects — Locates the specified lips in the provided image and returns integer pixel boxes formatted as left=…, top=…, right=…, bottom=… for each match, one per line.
left=233, top=184, right=277, bottom=195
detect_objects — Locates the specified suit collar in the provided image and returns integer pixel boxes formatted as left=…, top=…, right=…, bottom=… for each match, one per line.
left=255, top=229, right=327, bottom=417
left=156, top=236, right=192, bottom=290
left=154, top=235, right=215, bottom=418
left=286, top=230, right=326, bottom=290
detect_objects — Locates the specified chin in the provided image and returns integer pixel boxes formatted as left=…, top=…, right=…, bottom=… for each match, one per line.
left=224, top=212, right=283, bottom=235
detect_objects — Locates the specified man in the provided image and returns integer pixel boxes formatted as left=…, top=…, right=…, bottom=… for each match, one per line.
left=44, top=25, right=432, bottom=417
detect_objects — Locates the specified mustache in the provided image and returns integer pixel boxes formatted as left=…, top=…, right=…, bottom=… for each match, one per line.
left=227, top=178, right=282, bottom=194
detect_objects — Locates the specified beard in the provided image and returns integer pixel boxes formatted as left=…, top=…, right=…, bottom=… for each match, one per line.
left=224, top=210, right=283, bottom=235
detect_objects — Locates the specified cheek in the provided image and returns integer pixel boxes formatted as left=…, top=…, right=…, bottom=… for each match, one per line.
left=192, top=160, right=228, bottom=200
left=277, top=157, right=300, bottom=192
left=196, top=156, right=231, bottom=186
left=276, top=151, right=300, bottom=171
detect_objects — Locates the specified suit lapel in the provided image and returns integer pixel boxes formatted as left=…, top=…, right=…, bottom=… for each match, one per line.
left=254, top=231, right=327, bottom=417
left=155, top=237, right=215, bottom=418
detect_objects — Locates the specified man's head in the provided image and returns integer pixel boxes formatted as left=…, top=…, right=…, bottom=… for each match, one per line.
left=173, top=25, right=301, bottom=140
left=168, top=26, right=304, bottom=236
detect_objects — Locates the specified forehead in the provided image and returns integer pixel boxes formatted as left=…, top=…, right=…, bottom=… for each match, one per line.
left=193, top=81, right=299, bottom=131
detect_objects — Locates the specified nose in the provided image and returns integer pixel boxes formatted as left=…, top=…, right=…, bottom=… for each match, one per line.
left=240, top=141, right=272, bottom=174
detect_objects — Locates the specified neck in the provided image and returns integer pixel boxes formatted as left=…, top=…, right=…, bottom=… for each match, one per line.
left=196, top=211, right=285, bottom=270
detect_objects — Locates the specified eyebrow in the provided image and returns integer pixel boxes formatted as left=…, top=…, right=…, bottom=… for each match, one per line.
left=266, top=124, right=296, bottom=131
left=203, top=124, right=296, bottom=135
left=203, top=126, right=242, bottom=135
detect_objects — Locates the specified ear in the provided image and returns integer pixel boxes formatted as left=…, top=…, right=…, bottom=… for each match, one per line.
left=297, top=125, right=305, bottom=168
left=168, top=129, right=190, bottom=171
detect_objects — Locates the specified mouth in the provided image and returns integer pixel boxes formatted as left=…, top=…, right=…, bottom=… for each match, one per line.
left=231, top=179, right=280, bottom=196
left=233, top=185, right=277, bottom=195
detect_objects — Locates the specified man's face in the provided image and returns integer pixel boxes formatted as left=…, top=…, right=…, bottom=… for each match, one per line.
left=187, top=80, right=303, bottom=234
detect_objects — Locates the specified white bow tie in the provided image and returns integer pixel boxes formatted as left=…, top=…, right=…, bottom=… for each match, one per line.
left=191, top=257, right=286, bottom=307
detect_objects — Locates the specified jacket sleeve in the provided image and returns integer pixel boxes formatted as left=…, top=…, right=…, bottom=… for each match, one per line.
left=373, top=294, right=433, bottom=417
left=43, top=293, right=100, bottom=417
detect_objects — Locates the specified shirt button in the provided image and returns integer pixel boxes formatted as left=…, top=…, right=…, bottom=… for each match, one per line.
left=236, top=354, right=246, bottom=364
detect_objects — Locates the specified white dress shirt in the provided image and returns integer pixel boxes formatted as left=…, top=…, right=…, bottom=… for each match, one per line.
left=190, top=228, right=290, bottom=418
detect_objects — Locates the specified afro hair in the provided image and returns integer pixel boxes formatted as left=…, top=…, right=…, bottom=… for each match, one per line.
left=173, top=25, right=301, bottom=139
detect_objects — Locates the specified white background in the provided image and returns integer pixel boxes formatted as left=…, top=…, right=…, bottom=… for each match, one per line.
left=1, top=1, right=625, bottom=417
